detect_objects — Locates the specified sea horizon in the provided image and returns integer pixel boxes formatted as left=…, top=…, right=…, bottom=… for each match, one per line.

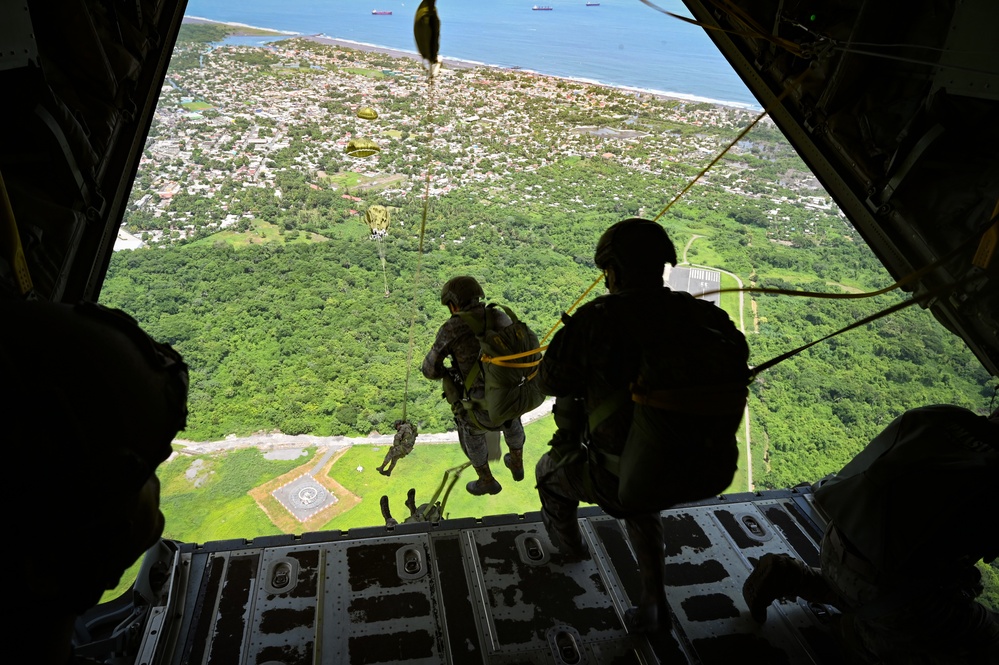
left=182, top=0, right=760, bottom=109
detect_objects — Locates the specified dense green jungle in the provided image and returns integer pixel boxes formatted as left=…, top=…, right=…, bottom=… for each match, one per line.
left=101, top=152, right=993, bottom=492
left=101, top=24, right=994, bottom=493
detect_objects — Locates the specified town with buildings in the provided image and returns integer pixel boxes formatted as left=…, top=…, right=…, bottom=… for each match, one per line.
left=121, top=30, right=842, bottom=248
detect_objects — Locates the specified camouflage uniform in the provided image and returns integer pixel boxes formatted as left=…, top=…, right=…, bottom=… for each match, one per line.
left=816, top=406, right=999, bottom=664
left=535, top=284, right=745, bottom=629
left=391, top=421, right=417, bottom=457
left=381, top=488, right=442, bottom=525
left=746, top=406, right=999, bottom=663
left=422, top=302, right=525, bottom=467
left=378, top=421, right=418, bottom=476
left=820, top=528, right=999, bottom=664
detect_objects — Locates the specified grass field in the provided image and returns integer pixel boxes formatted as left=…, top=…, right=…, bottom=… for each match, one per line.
left=342, top=67, right=386, bottom=78
left=103, top=416, right=561, bottom=601
left=324, top=417, right=565, bottom=530
left=188, top=219, right=329, bottom=248
left=102, top=408, right=753, bottom=602
left=320, top=170, right=383, bottom=189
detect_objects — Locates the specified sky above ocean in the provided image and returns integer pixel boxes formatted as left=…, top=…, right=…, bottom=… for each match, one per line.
left=184, top=0, right=759, bottom=108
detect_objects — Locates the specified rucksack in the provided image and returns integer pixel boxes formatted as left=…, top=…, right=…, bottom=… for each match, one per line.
left=588, top=291, right=750, bottom=512
left=457, top=303, right=545, bottom=430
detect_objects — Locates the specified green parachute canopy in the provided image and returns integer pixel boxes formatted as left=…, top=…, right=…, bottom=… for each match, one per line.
left=345, top=137, right=380, bottom=158
left=414, top=0, right=440, bottom=65
left=365, top=205, right=390, bottom=234
left=357, top=107, right=378, bottom=120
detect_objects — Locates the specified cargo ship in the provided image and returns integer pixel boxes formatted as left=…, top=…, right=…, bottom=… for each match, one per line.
left=532, top=5, right=553, bottom=9
left=371, top=9, right=392, bottom=15
left=586, top=2, right=600, bottom=5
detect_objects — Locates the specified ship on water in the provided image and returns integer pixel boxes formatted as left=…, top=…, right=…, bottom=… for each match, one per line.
left=586, top=2, right=600, bottom=5
left=532, top=5, right=553, bottom=9
left=371, top=9, right=392, bottom=15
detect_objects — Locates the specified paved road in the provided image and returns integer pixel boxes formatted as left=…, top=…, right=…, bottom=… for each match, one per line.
left=173, top=397, right=556, bottom=456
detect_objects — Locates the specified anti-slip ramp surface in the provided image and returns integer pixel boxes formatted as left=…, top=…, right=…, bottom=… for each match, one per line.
left=88, top=487, right=845, bottom=664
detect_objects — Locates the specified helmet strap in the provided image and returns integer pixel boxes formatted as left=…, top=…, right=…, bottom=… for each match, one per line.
left=604, top=266, right=620, bottom=293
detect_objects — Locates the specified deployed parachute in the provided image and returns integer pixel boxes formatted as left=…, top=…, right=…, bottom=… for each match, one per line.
left=413, top=0, right=440, bottom=76
left=365, top=204, right=391, bottom=296
left=357, top=107, right=378, bottom=120
left=364, top=205, right=390, bottom=237
left=345, top=138, right=380, bottom=158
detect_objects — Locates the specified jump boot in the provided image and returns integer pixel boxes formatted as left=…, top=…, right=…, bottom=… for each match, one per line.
left=623, top=517, right=669, bottom=633
left=541, top=507, right=587, bottom=560
left=466, top=463, right=503, bottom=496
left=503, top=448, right=525, bottom=481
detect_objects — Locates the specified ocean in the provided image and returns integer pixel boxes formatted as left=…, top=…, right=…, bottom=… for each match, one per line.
left=184, top=0, right=759, bottom=108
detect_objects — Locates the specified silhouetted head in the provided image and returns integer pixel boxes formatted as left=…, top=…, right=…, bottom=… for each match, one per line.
left=595, top=218, right=677, bottom=290
left=2, top=301, right=188, bottom=615
left=440, top=275, right=484, bottom=310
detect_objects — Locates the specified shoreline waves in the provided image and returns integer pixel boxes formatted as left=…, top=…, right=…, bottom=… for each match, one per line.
left=183, top=15, right=759, bottom=110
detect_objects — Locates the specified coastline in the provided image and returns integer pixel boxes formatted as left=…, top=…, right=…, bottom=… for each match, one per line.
left=185, top=15, right=299, bottom=36
left=182, top=15, right=759, bottom=110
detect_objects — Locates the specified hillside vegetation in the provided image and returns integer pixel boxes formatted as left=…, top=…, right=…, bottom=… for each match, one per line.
left=103, top=158, right=991, bottom=492
left=102, top=39, right=993, bottom=500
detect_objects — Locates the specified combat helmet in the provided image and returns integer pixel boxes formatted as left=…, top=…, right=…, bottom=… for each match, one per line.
left=594, top=218, right=677, bottom=274
left=440, top=275, right=484, bottom=309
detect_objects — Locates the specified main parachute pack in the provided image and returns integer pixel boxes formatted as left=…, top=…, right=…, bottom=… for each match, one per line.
left=588, top=290, right=750, bottom=513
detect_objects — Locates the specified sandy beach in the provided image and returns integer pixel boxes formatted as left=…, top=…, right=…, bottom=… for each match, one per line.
left=185, top=16, right=493, bottom=72
left=301, top=34, right=482, bottom=71
left=181, top=16, right=753, bottom=109
left=185, top=15, right=298, bottom=36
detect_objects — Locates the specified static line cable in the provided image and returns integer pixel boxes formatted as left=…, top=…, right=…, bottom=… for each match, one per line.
left=638, top=0, right=806, bottom=57
left=539, top=272, right=606, bottom=345
left=649, top=108, right=766, bottom=225
left=401, top=71, right=438, bottom=423
left=697, top=215, right=998, bottom=303
left=779, top=17, right=998, bottom=74
left=748, top=272, right=980, bottom=381
left=420, top=460, right=471, bottom=521
left=482, top=270, right=606, bottom=374
left=737, top=218, right=997, bottom=380
left=0, top=170, right=33, bottom=297
left=650, top=68, right=809, bottom=226
left=376, top=236, right=389, bottom=296
left=515, top=7, right=809, bottom=354
left=513, top=55, right=807, bottom=354
left=749, top=295, right=922, bottom=380
left=827, top=46, right=996, bottom=75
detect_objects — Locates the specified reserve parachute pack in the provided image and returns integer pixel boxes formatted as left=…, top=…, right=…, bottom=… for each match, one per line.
left=589, top=291, right=750, bottom=513
left=457, top=303, right=545, bottom=429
